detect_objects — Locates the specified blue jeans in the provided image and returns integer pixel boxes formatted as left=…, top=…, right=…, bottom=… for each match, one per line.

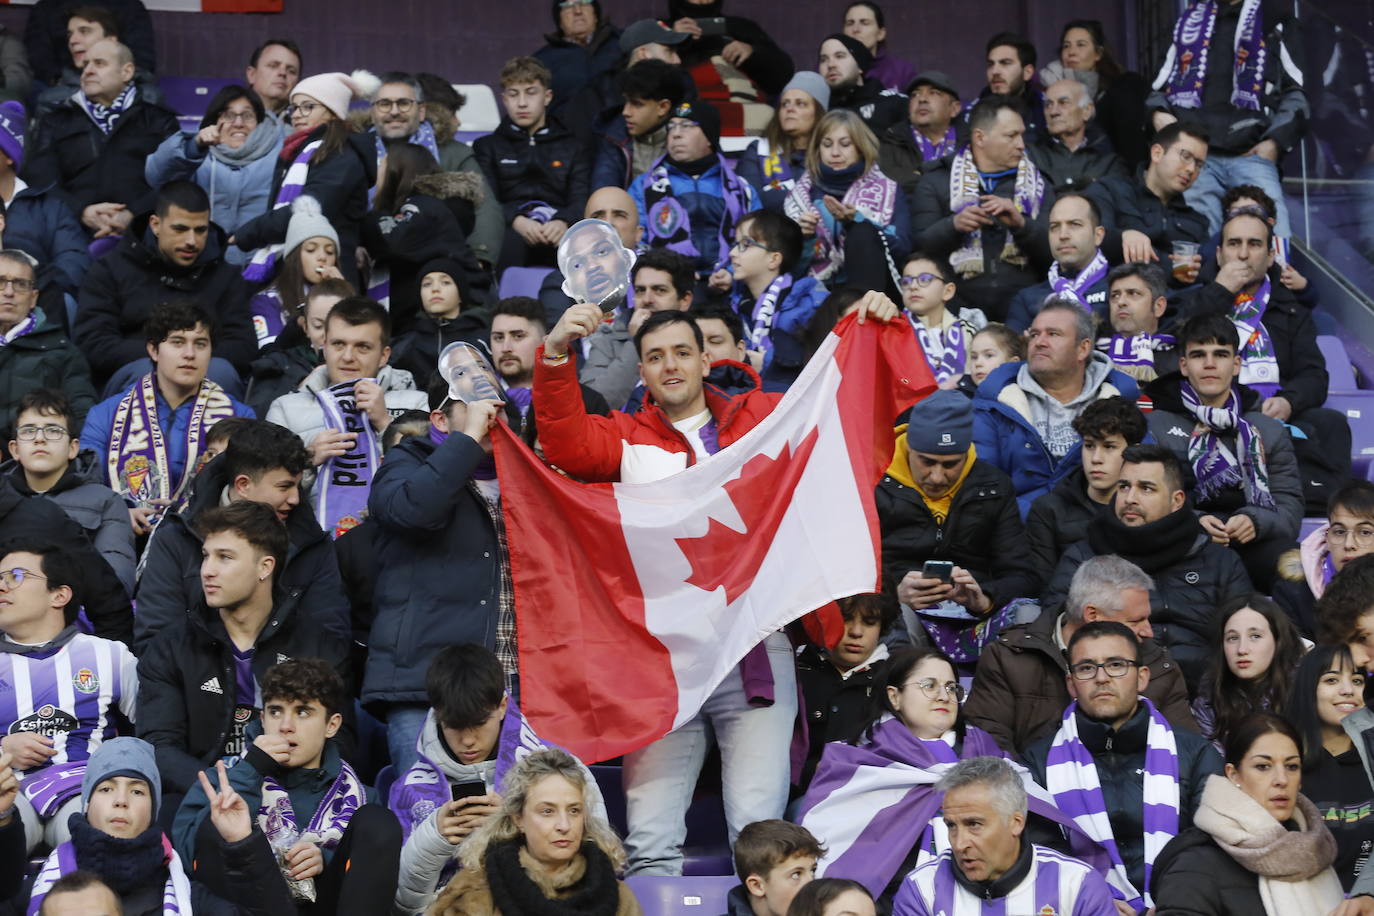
left=622, top=632, right=797, bottom=875
left=1184, top=151, right=1291, bottom=237
left=385, top=702, right=431, bottom=774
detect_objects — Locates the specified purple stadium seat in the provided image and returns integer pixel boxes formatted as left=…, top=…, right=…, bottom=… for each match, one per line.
left=1299, top=517, right=1326, bottom=542
left=626, top=875, right=738, bottom=915
left=1317, top=336, right=1359, bottom=391
left=498, top=266, right=554, bottom=300
left=156, top=76, right=239, bottom=123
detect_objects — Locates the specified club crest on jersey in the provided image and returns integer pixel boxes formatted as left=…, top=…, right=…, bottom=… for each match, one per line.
left=10, top=704, right=78, bottom=737
left=233, top=705, right=254, bottom=724
left=73, top=668, right=99, bottom=694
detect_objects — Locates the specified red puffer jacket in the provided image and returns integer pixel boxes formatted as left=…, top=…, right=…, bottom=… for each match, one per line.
left=533, top=348, right=781, bottom=484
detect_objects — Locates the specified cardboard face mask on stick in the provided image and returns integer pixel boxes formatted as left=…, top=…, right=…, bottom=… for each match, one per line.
left=438, top=343, right=505, bottom=404
left=558, top=218, right=636, bottom=314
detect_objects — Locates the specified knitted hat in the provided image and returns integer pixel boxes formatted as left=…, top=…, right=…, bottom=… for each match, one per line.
left=0, top=101, right=23, bottom=171
left=906, top=389, right=973, bottom=455
left=81, top=737, right=162, bottom=820
left=823, top=33, right=875, bottom=74
left=418, top=256, right=474, bottom=307
left=291, top=72, right=362, bottom=122
left=284, top=196, right=339, bottom=256
left=670, top=99, right=720, bottom=151
left=782, top=71, right=830, bottom=111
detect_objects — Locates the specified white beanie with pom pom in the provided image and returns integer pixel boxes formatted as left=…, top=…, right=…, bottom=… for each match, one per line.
left=283, top=195, right=338, bottom=255
left=290, top=71, right=362, bottom=121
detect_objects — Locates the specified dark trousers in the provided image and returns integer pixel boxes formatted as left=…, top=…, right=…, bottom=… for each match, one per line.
left=497, top=225, right=559, bottom=273
left=195, top=803, right=401, bottom=916
left=841, top=220, right=900, bottom=299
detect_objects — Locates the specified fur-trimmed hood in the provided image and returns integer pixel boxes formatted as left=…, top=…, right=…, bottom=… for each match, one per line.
left=415, top=170, right=486, bottom=207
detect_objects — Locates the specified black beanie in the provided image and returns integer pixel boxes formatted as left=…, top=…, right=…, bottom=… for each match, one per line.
left=418, top=257, right=474, bottom=307
left=671, top=99, right=721, bottom=151
left=824, top=33, right=875, bottom=74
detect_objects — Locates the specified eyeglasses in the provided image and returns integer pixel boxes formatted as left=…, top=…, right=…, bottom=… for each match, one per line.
left=557, top=0, right=593, bottom=7
left=731, top=238, right=776, bottom=254
left=15, top=424, right=69, bottom=441
left=0, top=277, right=34, bottom=292
left=1069, top=659, right=1139, bottom=680
left=902, top=678, right=965, bottom=703
left=1329, top=524, right=1374, bottom=547
left=666, top=119, right=701, bottom=135
left=286, top=101, right=322, bottom=118
left=218, top=110, right=257, bottom=124
left=372, top=98, right=418, bottom=113
left=898, top=273, right=942, bottom=290
left=0, top=568, right=46, bottom=589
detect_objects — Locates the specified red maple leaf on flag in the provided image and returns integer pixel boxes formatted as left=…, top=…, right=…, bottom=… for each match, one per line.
left=674, top=427, right=821, bottom=604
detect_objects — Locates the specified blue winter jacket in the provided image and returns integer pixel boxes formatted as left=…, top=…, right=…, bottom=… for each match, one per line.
left=79, top=382, right=255, bottom=493
left=6, top=181, right=90, bottom=290
left=629, top=155, right=761, bottom=274
left=734, top=275, right=827, bottom=387
left=972, top=356, right=1139, bottom=516
left=144, top=130, right=282, bottom=265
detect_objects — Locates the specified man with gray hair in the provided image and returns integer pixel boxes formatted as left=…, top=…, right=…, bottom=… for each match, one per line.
left=973, top=299, right=1140, bottom=515
left=1028, top=79, right=1126, bottom=193
left=964, top=554, right=1195, bottom=755
left=893, top=755, right=1116, bottom=915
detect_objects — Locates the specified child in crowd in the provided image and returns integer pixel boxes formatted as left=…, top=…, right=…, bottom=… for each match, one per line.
left=390, top=644, right=507, bottom=916
left=6, top=388, right=135, bottom=593
left=726, top=210, right=826, bottom=388
left=795, top=591, right=899, bottom=794
left=248, top=196, right=342, bottom=348
left=174, top=658, right=400, bottom=915
left=898, top=252, right=984, bottom=390
left=965, top=322, right=1024, bottom=388
left=724, top=819, right=826, bottom=916
left=2, top=542, right=137, bottom=851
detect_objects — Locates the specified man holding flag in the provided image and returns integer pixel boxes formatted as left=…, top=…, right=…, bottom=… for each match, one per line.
left=516, top=292, right=921, bottom=875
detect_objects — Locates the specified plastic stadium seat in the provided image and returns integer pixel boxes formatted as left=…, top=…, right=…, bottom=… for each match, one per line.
left=626, top=875, right=738, bottom=915
left=455, top=83, right=501, bottom=133
left=1300, top=517, right=1327, bottom=542
left=499, top=266, right=554, bottom=300
left=374, top=764, right=397, bottom=802
left=157, top=76, right=239, bottom=122
left=1324, top=393, right=1374, bottom=459
left=1317, top=336, right=1359, bottom=391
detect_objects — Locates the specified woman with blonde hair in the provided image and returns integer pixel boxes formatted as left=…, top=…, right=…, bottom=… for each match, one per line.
left=783, top=108, right=910, bottom=293
left=428, top=748, right=641, bottom=916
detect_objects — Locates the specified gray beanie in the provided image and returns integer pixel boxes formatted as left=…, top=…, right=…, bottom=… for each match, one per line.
left=283, top=195, right=339, bottom=256
left=906, top=389, right=973, bottom=455
left=782, top=70, right=830, bottom=111
left=81, top=737, right=162, bottom=820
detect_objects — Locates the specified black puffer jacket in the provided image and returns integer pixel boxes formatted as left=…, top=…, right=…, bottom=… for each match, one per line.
left=1023, top=468, right=1109, bottom=577
left=0, top=311, right=97, bottom=435
left=877, top=452, right=1041, bottom=610
left=73, top=214, right=256, bottom=380
left=233, top=128, right=378, bottom=288
left=877, top=119, right=966, bottom=194
left=23, top=92, right=178, bottom=218
left=134, top=586, right=351, bottom=795
left=1041, top=503, right=1253, bottom=691
left=243, top=323, right=319, bottom=419
left=1149, top=828, right=1266, bottom=915
left=1026, top=127, right=1128, bottom=193
left=1023, top=703, right=1223, bottom=895
left=389, top=307, right=492, bottom=386
left=132, top=451, right=350, bottom=652
left=473, top=116, right=591, bottom=225
left=830, top=80, right=909, bottom=135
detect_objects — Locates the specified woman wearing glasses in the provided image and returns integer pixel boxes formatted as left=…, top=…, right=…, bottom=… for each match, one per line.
left=796, top=647, right=1029, bottom=908
left=233, top=72, right=376, bottom=289
left=144, top=85, right=282, bottom=266
left=1276, top=481, right=1374, bottom=640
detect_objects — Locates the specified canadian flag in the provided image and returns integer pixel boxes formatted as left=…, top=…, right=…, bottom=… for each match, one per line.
left=493, top=317, right=933, bottom=762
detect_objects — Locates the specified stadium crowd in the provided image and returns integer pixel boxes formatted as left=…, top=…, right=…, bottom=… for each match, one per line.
left=0, top=0, right=1370, bottom=914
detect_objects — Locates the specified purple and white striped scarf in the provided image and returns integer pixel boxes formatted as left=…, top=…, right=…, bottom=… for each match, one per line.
left=1100, top=333, right=1177, bottom=369
left=313, top=379, right=381, bottom=539
left=1048, top=249, right=1109, bottom=310
left=78, top=83, right=136, bottom=135
left=797, top=717, right=1113, bottom=896
left=784, top=167, right=898, bottom=282
left=736, top=273, right=794, bottom=357
left=909, top=312, right=968, bottom=384
left=1232, top=277, right=1281, bottom=398
left=1181, top=380, right=1275, bottom=510
left=242, top=139, right=324, bottom=283
left=1155, top=0, right=1267, bottom=112
left=259, top=759, right=366, bottom=853
left=1044, top=698, right=1179, bottom=911
left=27, top=837, right=191, bottom=915
left=947, top=147, right=1045, bottom=279
left=0, top=311, right=38, bottom=346
left=913, top=125, right=958, bottom=161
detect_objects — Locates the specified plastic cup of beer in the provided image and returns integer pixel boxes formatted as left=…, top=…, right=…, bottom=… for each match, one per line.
left=1171, top=241, right=1200, bottom=281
